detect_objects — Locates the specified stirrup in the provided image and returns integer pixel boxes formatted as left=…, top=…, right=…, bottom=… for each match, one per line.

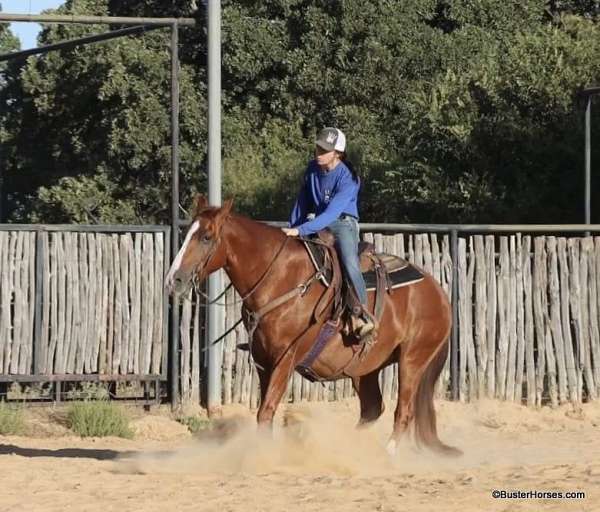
left=354, top=310, right=378, bottom=360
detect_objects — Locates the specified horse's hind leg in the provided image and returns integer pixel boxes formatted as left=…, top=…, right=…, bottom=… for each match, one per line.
left=387, top=343, right=419, bottom=453
left=352, top=370, right=385, bottom=427
left=388, top=340, right=461, bottom=457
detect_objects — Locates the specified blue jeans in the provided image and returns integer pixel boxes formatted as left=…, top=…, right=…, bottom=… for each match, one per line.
left=328, top=216, right=367, bottom=306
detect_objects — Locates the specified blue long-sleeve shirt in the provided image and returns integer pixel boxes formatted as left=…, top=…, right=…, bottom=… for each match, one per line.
left=289, top=160, right=360, bottom=237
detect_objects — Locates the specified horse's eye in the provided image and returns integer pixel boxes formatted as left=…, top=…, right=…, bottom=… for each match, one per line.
left=201, top=234, right=211, bottom=242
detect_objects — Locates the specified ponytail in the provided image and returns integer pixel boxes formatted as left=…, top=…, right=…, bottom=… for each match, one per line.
left=339, top=152, right=359, bottom=182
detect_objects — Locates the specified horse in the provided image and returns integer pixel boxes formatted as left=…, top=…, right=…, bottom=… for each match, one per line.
left=166, top=194, right=461, bottom=456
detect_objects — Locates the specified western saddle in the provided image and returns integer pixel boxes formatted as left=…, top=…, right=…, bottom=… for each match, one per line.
left=295, top=230, right=423, bottom=381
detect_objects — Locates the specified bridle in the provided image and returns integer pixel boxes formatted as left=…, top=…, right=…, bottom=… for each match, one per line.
left=190, top=232, right=292, bottom=307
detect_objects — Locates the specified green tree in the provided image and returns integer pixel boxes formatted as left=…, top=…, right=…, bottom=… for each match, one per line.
left=2, top=0, right=206, bottom=223
left=2, top=0, right=600, bottom=224
left=0, top=14, right=20, bottom=220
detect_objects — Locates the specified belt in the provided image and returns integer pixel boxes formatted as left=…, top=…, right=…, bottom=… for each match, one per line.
left=339, top=213, right=358, bottom=220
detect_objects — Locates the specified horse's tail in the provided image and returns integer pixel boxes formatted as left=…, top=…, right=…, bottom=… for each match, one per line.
left=413, top=340, right=463, bottom=457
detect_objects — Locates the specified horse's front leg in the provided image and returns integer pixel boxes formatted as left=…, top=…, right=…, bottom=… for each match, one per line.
left=256, top=350, right=295, bottom=431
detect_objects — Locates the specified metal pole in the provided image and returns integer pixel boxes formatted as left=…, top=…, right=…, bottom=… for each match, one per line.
left=361, top=223, right=600, bottom=233
left=0, top=14, right=195, bottom=26
left=0, top=130, right=3, bottom=223
left=33, top=231, right=44, bottom=374
left=582, top=86, right=599, bottom=233
left=450, top=229, right=459, bottom=401
left=585, top=96, right=591, bottom=227
left=169, top=22, right=181, bottom=409
left=206, top=0, right=223, bottom=416
left=0, top=25, right=164, bottom=62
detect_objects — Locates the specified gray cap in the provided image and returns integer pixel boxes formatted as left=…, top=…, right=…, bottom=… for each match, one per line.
left=315, top=127, right=346, bottom=152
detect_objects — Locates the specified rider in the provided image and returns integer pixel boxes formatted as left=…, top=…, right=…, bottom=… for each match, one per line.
left=282, top=127, right=375, bottom=339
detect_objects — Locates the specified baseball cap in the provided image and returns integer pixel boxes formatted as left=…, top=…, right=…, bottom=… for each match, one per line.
left=315, top=127, right=346, bottom=152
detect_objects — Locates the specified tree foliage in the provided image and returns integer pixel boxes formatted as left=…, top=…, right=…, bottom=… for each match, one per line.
left=1, top=0, right=600, bottom=224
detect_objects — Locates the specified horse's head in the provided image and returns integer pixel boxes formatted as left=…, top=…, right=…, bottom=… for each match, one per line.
left=165, top=194, right=233, bottom=295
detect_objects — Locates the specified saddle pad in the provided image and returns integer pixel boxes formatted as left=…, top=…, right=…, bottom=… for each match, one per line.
left=364, top=255, right=424, bottom=291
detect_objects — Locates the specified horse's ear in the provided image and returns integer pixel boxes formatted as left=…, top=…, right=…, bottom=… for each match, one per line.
left=193, top=194, right=209, bottom=217
left=213, top=198, right=234, bottom=233
left=221, top=198, right=234, bottom=217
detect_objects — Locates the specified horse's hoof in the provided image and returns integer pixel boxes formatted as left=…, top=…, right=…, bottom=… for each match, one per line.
left=385, top=439, right=397, bottom=456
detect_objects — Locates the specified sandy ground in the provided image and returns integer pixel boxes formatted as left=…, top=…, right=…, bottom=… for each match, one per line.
left=1, top=398, right=599, bottom=512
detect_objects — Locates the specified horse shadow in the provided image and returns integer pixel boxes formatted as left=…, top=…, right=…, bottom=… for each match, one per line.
left=0, top=443, right=157, bottom=461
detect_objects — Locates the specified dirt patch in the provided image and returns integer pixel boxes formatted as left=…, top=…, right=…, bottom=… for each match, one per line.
left=1, top=399, right=599, bottom=512
left=131, top=415, right=191, bottom=442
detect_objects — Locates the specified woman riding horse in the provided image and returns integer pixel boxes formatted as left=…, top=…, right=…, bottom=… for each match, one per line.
left=283, top=127, right=374, bottom=339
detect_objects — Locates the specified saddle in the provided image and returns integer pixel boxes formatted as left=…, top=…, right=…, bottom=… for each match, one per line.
left=295, top=230, right=424, bottom=381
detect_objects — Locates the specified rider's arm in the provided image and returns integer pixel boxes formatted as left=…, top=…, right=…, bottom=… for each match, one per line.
left=296, top=171, right=358, bottom=236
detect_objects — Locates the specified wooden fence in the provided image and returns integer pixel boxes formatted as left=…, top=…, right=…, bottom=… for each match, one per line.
left=0, top=227, right=169, bottom=382
left=0, top=231, right=36, bottom=376
left=2, top=225, right=599, bottom=408
left=178, top=232, right=600, bottom=408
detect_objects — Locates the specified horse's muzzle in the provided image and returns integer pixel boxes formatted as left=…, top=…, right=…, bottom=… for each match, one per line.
left=165, top=269, right=192, bottom=296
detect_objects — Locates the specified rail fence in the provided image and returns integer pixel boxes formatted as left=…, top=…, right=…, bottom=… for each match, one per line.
left=0, top=226, right=169, bottom=395
left=1, top=224, right=599, bottom=408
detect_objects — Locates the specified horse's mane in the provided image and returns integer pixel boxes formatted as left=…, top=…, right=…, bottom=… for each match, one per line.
left=230, top=213, right=288, bottom=238
left=192, top=203, right=294, bottom=249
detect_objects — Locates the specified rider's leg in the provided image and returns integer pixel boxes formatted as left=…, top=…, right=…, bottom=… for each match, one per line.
left=328, top=217, right=374, bottom=337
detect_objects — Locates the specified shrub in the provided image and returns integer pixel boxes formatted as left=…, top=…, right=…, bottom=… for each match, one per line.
left=177, top=415, right=211, bottom=434
left=67, top=401, right=133, bottom=438
left=0, top=402, right=26, bottom=435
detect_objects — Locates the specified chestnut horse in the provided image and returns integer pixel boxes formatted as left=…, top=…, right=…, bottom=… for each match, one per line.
left=166, top=195, right=461, bottom=456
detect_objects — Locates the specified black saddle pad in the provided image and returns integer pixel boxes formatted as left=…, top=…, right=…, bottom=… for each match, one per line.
left=363, top=257, right=424, bottom=291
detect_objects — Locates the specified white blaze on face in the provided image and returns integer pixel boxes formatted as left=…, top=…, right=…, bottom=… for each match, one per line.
left=165, top=220, right=201, bottom=290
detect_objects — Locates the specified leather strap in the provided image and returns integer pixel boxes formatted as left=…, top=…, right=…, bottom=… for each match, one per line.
left=243, top=268, right=325, bottom=365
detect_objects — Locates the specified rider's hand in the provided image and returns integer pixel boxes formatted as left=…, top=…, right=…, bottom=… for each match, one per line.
left=282, top=228, right=300, bottom=237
